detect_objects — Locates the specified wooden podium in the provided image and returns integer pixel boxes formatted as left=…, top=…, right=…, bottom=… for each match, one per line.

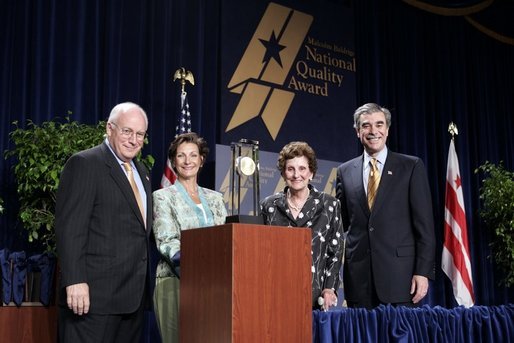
left=180, top=223, right=312, bottom=343
left=0, top=305, right=57, bottom=342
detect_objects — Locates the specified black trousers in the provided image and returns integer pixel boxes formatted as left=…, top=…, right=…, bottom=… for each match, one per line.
left=346, top=265, right=419, bottom=310
left=58, top=304, right=144, bottom=343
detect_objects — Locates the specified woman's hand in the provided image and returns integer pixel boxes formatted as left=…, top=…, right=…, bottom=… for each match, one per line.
left=320, top=288, right=338, bottom=311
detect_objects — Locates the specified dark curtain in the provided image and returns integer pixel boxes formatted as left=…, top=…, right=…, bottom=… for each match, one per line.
left=353, top=0, right=514, bottom=307
left=1, top=0, right=513, bottom=341
left=0, top=0, right=221, bottom=248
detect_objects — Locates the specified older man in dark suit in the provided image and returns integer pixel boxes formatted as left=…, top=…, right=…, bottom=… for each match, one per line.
left=56, top=102, right=152, bottom=342
left=336, top=103, right=435, bottom=309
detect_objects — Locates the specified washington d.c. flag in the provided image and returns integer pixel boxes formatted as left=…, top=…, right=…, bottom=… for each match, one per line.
left=441, top=139, right=475, bottom=307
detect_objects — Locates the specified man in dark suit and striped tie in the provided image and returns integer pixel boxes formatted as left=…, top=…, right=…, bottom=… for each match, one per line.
left=56, top=102, right=152, bottom=342
left=336, top=103, right=436, bottom=309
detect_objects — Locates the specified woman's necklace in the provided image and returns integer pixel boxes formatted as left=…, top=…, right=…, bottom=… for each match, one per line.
left=184, top=184, right=199, bottom=197
left=287, top=189, right=307, bottom=212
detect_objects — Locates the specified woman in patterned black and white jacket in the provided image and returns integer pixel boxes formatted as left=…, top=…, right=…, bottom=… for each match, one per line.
left=260, top=141, right=344, bottom=311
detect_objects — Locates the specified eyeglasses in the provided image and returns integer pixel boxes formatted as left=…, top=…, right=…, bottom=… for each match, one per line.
left=110, top=122, right=147, bottom=141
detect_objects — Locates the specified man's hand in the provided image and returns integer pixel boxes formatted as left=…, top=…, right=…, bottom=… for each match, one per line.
left=66, top=283, right=90, bottom=315
left=410, top=275, right=429, bottom=304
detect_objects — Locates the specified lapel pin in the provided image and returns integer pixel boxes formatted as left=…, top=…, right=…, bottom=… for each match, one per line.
left=388, top=171, right=393, bottom=175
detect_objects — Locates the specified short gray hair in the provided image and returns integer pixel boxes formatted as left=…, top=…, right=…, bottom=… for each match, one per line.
left=353, top=103, right=391, bottom=129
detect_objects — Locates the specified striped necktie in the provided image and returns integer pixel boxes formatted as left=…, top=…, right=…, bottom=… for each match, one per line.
left=123, top=162, right=146, bottom=226
left=367, top=158, right=380, bottom=209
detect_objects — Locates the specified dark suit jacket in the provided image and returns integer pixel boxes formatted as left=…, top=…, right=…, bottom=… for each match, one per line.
left=336, top=151, right=435, bottom=304
left=55, top=142, right=152, bottom=314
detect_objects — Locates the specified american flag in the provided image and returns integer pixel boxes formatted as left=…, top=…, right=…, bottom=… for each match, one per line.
left=441, top=139, right=475, bottom=307
left=160, top=91, right=192, bottom=188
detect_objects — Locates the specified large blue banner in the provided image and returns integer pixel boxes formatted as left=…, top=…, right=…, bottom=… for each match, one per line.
left=220, top=0, right=356, bottom=162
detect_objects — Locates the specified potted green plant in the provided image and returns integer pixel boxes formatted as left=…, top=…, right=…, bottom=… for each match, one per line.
left=475, top=161, right=514, bottom=287
left=4, top=116, right=154, bottom=254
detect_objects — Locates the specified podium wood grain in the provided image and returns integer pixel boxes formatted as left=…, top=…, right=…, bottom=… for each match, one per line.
left=0, top=305, right=57, bottom=343
left=180, top=223, right=312, bottom=343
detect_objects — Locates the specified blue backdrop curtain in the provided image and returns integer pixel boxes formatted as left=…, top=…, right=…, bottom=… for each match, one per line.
left=353, top=0, right=514, bottom=307
left=0, top=0, right=221, bottom=249
left=1, top=0, right=513, bottom=341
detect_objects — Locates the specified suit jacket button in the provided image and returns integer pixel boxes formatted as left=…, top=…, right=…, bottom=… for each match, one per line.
left=369, top=227, right=374, bottom=232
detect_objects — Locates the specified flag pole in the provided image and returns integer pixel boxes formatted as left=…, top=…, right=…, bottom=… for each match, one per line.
left=160, top=68, right=195, bottom=188
left=173, top=67, right=195, bottom=94
left=448, top=121, right=458, bottom=140
left=172, top=67, right=194, bottom=137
